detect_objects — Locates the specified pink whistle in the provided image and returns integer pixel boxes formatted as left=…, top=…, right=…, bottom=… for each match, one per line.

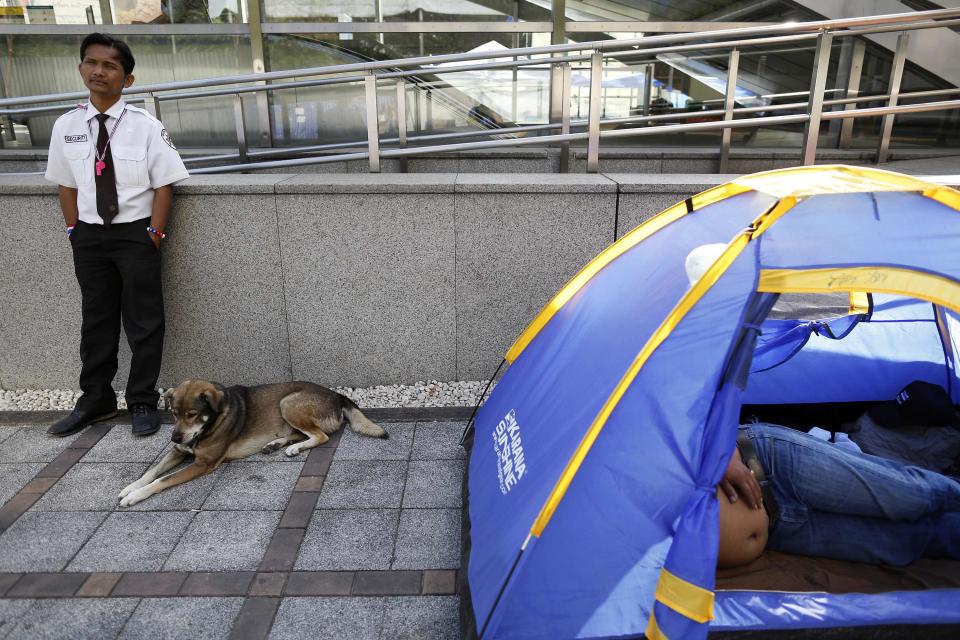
left=95, top=159, right=106, bottom=176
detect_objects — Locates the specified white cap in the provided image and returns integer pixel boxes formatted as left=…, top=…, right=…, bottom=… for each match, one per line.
left=684, top=243, right=728, bottom=286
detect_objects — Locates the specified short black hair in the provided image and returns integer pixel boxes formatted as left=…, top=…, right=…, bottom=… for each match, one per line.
left=80, top=33, right=135, bottom=75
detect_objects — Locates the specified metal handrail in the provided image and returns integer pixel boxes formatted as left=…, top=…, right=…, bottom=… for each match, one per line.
left=174, top=85, right=960, bottom=167
left=3, top=7, right=959, bottom=173
left=185, top=98, right=960, bottom=174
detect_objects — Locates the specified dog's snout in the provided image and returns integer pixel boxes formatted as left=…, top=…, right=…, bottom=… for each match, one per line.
left=171, top=431, right=183, bottom=444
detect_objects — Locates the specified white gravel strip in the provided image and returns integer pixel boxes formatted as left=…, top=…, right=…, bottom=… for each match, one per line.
left=0, top=380, right=495, bottom=411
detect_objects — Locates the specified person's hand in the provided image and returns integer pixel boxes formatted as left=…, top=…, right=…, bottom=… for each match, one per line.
left=150, top=233, right=161, bottom=250
left=719, top=447, right=763, bottom=510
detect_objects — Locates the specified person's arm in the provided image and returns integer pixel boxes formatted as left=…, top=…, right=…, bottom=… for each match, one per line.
left=147, top=184, right=173, bottom=249
left=58, top=186, right=80, bottom=229
left=46, top=119, right=79, bottom=235
left=720, top=445, right=763, bottom=510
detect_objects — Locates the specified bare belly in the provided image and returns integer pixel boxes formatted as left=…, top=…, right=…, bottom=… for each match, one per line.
left=717, top=488, right=769, bottom=569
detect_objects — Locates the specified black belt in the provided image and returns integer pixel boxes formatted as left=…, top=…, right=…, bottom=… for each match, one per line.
left=736, top=431, right=780, bottom=528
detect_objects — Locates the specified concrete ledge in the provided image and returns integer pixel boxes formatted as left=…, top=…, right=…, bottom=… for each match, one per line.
left=173, top=175, right=289, bottom=195
left=275, top=173, right=457, bottom=193
left=455, top=173, right=616, bottom=193
left=0, top=175, right=56, bottom=194
left=607, top=173, right=736, bottom=193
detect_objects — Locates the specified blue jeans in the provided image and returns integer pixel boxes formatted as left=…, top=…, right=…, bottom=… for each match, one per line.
left=744, top=422, right=960, bottom=566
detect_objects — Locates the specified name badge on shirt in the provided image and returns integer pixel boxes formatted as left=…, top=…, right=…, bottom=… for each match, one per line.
left=65, top=134, right=88, bottom=143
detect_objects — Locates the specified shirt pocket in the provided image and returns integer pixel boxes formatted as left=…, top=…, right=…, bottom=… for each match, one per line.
left=62, top=141, right=92, bottom=186
left=111, top=144, right=148, bottom=187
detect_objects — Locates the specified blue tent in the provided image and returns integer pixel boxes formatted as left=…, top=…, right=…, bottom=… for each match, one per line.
left=461, top=165, right=960, bottom=639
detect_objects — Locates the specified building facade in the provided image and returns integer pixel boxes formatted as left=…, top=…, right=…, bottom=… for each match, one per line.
left=0, top=0, right=957, bottom=152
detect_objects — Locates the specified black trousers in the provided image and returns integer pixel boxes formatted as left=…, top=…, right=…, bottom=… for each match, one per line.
left=70, top=220, right=165, bottom=411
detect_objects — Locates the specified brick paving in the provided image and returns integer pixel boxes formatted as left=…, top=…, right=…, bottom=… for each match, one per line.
left=0, top=409, right=468, bottom=639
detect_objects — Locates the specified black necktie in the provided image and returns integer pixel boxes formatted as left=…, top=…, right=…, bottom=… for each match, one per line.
left=94, top=113, right=119, bottom=226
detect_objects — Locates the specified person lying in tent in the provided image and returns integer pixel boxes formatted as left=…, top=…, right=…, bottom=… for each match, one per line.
left=716, top=420, right=960, bottom=569
left=683, top=243, right=960, bottom=568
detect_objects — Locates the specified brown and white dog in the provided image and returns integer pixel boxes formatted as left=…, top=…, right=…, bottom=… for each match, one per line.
left=118, top=379, right=386, bottom=507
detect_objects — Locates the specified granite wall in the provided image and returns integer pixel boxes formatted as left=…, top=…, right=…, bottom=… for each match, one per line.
left=0, top=173, right=735, bottom=389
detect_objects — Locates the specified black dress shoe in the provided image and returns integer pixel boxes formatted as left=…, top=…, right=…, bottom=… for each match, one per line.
left=47, top=407, right=118, bottom=437
left=131, top=404, right=160, bottom=437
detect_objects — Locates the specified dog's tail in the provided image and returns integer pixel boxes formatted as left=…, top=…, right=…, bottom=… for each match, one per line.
left=342, top=397, right=388, bottom=439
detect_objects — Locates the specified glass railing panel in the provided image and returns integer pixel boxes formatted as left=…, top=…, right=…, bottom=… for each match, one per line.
left=9, top=0, right=245, bottom=25
left=0, top=33, right=253, bottom=149
left=562, top=0, right=805, bottom=22
left=837, top=35, right=958, bottom=151
left=727, top=40, right=843, bottom=150
left=263, top=32, right=551, bottom=147
left=262, top=0, right=531, bottom=23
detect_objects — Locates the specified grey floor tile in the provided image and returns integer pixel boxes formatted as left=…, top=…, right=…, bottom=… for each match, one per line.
left=316, top=460, right=406, bottom=509
left=0, top=598, right=35, bottom=639
left=0, top=428, right=78, bottom=463
left=203, top=462, right=304, bottom=510
left=30, top=463, right=150, bottom=512
left=127, top=465, right=224, bottom=512
left=119, top=597, right=244, bottom=640
left=163, top=511, right=281, bottom=571
left=392, top=509, right=460, bottom=570
left=3, top=598, right=139, bottom=640
left=0, top=463, right=45, bottom=506
left=402, top=460, right=464, bottom=509
left=268, top=597, right=383, bottom=640
left=296, top=509, right=398, bottom=571
left=381, top=596, right=460, bottom=640
left=82, top=425, right=173, bottom=463
left=334, top=423, right=415, bottom=461
left=411, top=421, right=468, bottom=460
left=0, top=427, right=22, bottom=447
left=0, top=511, right=109, bottom=572
left=66, top=511, right=195, bottom=572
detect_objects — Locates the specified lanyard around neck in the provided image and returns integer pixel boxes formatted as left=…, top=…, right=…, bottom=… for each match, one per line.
left=85, top=104, right=128, bottom=164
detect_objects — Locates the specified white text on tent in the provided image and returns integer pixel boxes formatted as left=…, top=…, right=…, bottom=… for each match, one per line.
left=494, top=409, right=528, bottom=495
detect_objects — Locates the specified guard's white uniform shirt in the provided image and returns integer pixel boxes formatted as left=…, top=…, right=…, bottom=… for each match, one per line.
left=44, top=100, right=190, bottom=225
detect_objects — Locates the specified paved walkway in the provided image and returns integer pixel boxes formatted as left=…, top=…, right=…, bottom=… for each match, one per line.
left=882, top=153, right=960, bottom=179
left=0, top=409, right=469, bottom=640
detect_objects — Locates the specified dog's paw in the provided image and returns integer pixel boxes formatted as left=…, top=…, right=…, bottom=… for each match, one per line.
left=261, top=439, right=285, bottom=454
left=119, top=480, right=145, bottom=499
left=119, top=486, right=151, bottom=508
left=284, top=443, right=303, bottom=457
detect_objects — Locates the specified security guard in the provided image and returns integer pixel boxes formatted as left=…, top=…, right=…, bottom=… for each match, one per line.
left=45, top=33, right=189, bottom=438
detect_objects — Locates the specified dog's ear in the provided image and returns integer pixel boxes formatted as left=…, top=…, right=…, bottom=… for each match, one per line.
left=163, top=388, right=175, bottom=410
left=199, top=384, right=224, bottom=413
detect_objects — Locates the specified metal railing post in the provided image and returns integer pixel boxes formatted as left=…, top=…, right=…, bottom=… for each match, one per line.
left=800, top=30, right=833, bottom=166
left=511, top=55, right=519, bottom=122
left=396, top=79, right=408, bottom=172
left=425, top=89, right=433, bottom=130
left=232, top=93, right=247, bottom=165
left=587, top=51, right=603, bottom=173
left=837, top=38, right=865, bottom=148
left=245, top=0, right=272, bottom=147
left=719, top=48, right=740, bottom=173
left=560, top=62, right=571, bottom=172
left=642, top=62, right=653, bottom=116
left=143, top=93, right=161, bottom=120
left=0, top=116, right=13, bottom=144
left=549, top=59, right=565, bottom=172
left=365, top=72, right=381, bottom=173
left=877, top=32, right=909, bottom=164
